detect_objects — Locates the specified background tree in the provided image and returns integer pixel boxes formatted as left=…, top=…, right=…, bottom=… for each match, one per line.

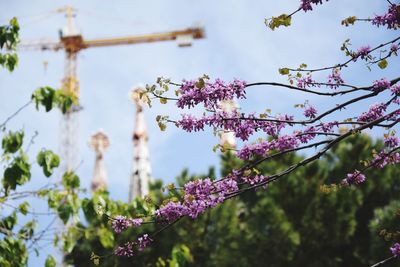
left=69, top=134, right=400, bottom=267
left=0, top=17, right=84, bottom=267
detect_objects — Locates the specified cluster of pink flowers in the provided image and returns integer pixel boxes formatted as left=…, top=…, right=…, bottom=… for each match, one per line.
left=237, top=134, right=300, bottom=160
left=304, top=105, right=318, bottom=118
left=114, top=234, right=153, bottom=257
left=155, top=177, right=238, bottom=222
left=177, top=114, right=207, bottom=132
left=137, top=234, right=152, bottom=251
left=300, top=0, right=328, bottom=12
left=176, top=111, right=293, bottom=141
left=391, top=84, right=400, bottom=95
left=183, top=178, right=221, bottom=218
left=297, top=75, right=317, bottom=89
left=354, top=45, right=371, bottom=60
left=372, top=4, right=399, bottom=29
left=372, top=150, right=400, bottom=169
left=154, top=201, right=188, bottom=222
left=111, top=216, right=143, bottom=234
left=114, top=242, right=134, bottom=257
left=384, top=135, right=399, bottom=148
left=327, top=70, right=344, bottom=89
left=357, top=103, right=387, bottom=122
left=342, top=170, right=366, bottom=185
left=372, top=78, right=391, bottom=92
left=237, top=124, right=335, bottom=160
left=391, top=243, right=400, bottom=256
left=176, top=78, right=246, bottom=109
left=242, top=175, right=268, bottom=185
left=391, top=43, right=399, bottom=54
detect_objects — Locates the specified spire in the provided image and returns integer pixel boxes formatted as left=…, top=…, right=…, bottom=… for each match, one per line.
left=89, top=130, right=110, bottom=192
left=128, top=87, right=152, bottom=202
left=219, top=100, right=238, bottom=149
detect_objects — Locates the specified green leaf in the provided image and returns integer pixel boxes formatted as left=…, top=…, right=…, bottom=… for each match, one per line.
left=0, top=212, right=17, bottom=231
left=341, top=16, right=357, bottom=27
left=31, top=87, right=56, bottom=112
left=18, top=201, right=29, bottom=215
left=62, top=227, right=80, bottom=253
left=170, top=244, right=193, bottom=266
left=278, top=68, right=290, bottom=75
left=45, top=255, right=56, bottom=267
left=266, top=14, right=292, bottom=30
left=195, top=78, right=205, bottom=89
left=9, top=17, right=20, bottom=31
left=3, top=155, right=31, bottom=191
left=99, top=227, right=114, bottom=248
left=378, top=59, right=388, bottom=69
left=36, top=150, right=60, bottom=177
left=160, top=98, right=168, bottom=104
left=62, top=171, right=80, bottom=189
left=55, top=90, right=76, bottom=114
left=2, top=130, right=24, bottom=154
left=0, top=18, right=20, bottom=72
left=0, top=53, right=18, bottom=72
left=18, top=220, right=37, bottom=240
left=57, top=200, right=73, bottom=224
left=47, top=190, right=63, bottom=208
left=158, top=122, right=167, bottom=131
left=90, top=252, right=101, bottom=266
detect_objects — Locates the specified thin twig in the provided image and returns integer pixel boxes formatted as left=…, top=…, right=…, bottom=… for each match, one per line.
left=370, top=255, right=397, bottom=267
left=0, top=100, right=32, bottom=129
left=286, top=36, right=400, bottom=73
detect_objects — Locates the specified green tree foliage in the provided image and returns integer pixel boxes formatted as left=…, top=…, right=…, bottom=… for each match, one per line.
left=31, top=86, right=77, bottom=114
left=0, top=17, right=19, bottom=72
left=0, top=17, right=81, bottom=266
left=67, top=134, right=400, bottom=267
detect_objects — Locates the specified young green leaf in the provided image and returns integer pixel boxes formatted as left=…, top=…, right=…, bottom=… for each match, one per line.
left=36, top=150, right=60, bottom=177
left=3, top=155, right=31, bottom=191
left=62, top=171, right=80, bottom=189
left=2, top=130, right=24, bottom=154
left=378, top=59, right=388, bottom=69
left=45, top=255, right=56, bottom=267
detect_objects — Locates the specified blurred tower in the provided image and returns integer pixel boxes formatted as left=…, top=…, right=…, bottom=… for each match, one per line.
left=128, top=87, right=151, bottom=202
left=89, top=131, right=110, bottom=191
left=219, top=100, right=238, bottom=149
left=59, top=6, right=81, bottom=174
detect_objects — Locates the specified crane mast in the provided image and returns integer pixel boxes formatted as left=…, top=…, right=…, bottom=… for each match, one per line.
left=58, top=6, right=81, bottom=173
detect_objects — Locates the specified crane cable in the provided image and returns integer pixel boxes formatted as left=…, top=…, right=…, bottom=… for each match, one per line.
left=0, top=9, right=59, bottom=28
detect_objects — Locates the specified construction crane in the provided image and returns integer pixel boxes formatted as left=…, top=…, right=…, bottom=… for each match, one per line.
left=18, top=5, right=205, bottom=173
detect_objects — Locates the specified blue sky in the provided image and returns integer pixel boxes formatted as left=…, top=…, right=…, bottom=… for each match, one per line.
left=1, top=0, right=399, bottom=265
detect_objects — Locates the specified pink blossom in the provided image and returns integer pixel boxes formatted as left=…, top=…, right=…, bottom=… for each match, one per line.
left=114, top=242, right=134, bottom=257
left=137, top=234, right=152, bottom=251
left=300, top=0, right=328, bottom=12
left=176, top=78, right=246, bottom=109
left=372, top=4, right=399, bottom=29
left=372, top=78, right=391, bottom=92
left=355, top=46, right=371, bottom=60
left=304, top=105, right=318, bottom=118
left=343, top=170, right=366, bottom=185
left=390, top=243, right=400, bottom=256
left=327, top=70, right=344, bottom=89
left=357, top=103, right=387, bottom=122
